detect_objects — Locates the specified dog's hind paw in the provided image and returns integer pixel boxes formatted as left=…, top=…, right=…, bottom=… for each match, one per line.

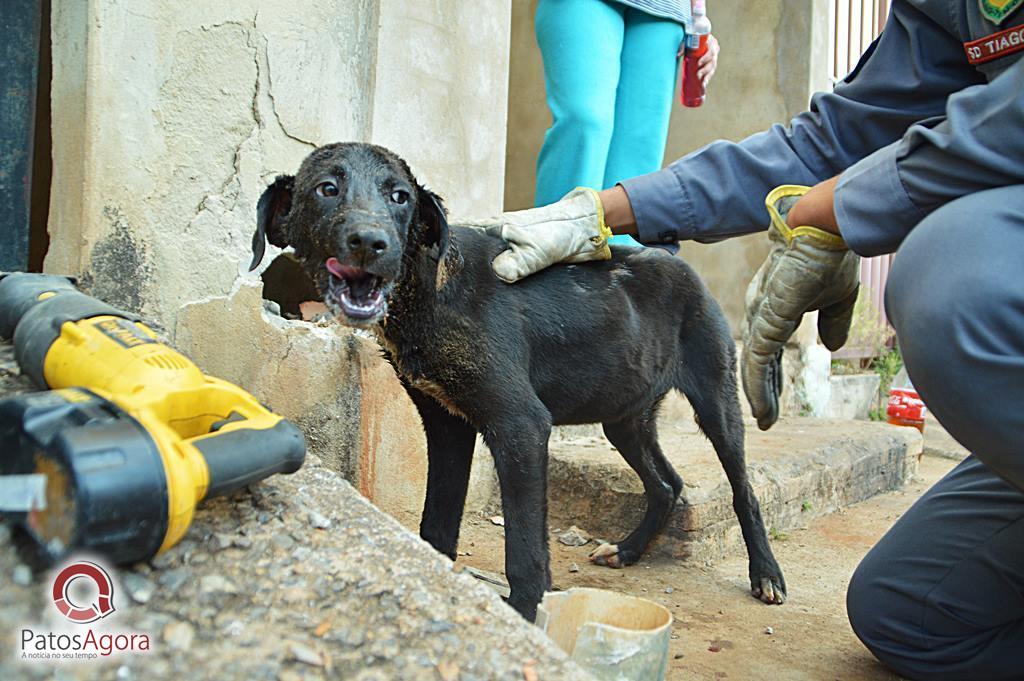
left=588, top=543, right=623, bottom=569
left=751, top=575, right=786, bottom=605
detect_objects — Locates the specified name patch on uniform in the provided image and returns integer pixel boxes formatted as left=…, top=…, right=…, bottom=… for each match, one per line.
left=963, top=22, right=1024, bottom=63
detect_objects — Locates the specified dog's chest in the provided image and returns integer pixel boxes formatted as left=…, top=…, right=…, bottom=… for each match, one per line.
left=374, top=329, right=470, bottom=421
left=409, top=377, right=468, bottom=421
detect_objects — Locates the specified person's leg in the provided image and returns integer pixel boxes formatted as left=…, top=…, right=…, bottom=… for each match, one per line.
left=603, top=8, right=683, bottom=247
left=534, top=0, right=624, bottom=207
left=847, top=185, right=1024, bottom=681
left=848, top=456, right=1024, bottom=680
left=887, top=185, right=1024, bottom=492
left=603, top=9, right=683, bottom=188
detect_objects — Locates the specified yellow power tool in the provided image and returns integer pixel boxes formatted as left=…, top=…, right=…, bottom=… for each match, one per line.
left=0, top=273, right=305, bottom=564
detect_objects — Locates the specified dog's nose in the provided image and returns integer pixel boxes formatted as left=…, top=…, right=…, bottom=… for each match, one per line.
left=343, top=227, right=391, bottom=259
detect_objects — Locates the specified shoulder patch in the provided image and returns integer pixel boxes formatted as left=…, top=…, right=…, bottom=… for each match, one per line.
left=979, top=0, right=1023, bottom=25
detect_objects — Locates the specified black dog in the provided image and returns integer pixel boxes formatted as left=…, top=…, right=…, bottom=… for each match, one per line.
left=250, top=143, right=786, bottom=620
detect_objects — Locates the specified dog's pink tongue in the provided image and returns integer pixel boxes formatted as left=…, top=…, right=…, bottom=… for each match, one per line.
left=326, top=257, right=361, bottom=279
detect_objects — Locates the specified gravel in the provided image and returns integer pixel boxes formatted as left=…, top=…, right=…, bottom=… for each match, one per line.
left=557, top=526, right=591, bottom=547
left=11, top=565, right=32, bottom=587
left=122, top=572, right=156, bottom=604
left=308, top=511, right=332, bottom=529
left=162, top=621, right=196, bottom=651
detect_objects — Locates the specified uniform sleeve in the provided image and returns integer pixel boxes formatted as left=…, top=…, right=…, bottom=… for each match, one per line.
left=835, top=56, right=1024, bottom=256
left=619, top=0, right=984, bottom=245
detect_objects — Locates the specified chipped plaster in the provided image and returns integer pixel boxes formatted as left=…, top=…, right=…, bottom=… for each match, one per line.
left=46, top=0, right=513, bottom=515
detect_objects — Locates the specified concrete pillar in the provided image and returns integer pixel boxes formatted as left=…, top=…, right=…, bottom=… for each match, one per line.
left=46, top=0, right=512, bottom=518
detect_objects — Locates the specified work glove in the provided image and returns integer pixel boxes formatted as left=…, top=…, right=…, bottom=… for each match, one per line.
left=468, top=187, right=614, bottom=283
left=742, top=185, right=860, bottom=431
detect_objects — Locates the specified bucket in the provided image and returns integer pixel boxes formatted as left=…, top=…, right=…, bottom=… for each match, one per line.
left=536, top=588, right=673, bottom=681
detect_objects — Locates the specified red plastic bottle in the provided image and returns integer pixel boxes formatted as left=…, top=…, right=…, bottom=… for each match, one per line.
left=682, top=0, right=712, bottom=108
left=887, top=387, right=927, bottom=433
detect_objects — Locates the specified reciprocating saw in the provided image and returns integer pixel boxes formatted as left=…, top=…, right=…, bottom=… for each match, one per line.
left=0, top=273, right=305, bottom=564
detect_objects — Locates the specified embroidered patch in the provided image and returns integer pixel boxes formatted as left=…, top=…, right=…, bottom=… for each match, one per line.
left=964, top=22, right=1024, bottom=63
left=979, top=0, right=1023, bottom=25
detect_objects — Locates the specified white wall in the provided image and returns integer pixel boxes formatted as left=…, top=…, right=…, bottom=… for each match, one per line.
left=46, top=0, right=513, bottom=517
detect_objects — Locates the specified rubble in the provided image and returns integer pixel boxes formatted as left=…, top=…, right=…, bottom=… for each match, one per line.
left=556, top=526, right=591, bottom=547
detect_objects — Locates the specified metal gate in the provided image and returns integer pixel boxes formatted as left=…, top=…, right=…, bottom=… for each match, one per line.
left=829, top=0, right=889, bottom=83
left=828, top=0, right=894, bottom=359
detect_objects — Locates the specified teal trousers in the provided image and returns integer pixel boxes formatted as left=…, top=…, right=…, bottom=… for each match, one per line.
left=534, top=0, right=684, bottom=238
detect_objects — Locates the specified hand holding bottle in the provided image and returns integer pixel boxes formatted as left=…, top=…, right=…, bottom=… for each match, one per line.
left=680, top=0, right=718, bottom=107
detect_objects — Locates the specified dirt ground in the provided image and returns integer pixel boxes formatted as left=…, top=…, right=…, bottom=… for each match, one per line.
left=454, top=454, right=956, bottom=681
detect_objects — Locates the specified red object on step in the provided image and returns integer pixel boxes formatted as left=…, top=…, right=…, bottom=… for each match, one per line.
left=681, top=0, right=712, bottom=108
left=887, top=388, right=926, bottom=432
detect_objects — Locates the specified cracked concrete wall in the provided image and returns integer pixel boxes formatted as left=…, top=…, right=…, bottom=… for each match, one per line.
left=370, top=1, right=512, bottom=216
left=46, top=0, right=513, bottom=519
left=47, top=1, right=380, bottom=320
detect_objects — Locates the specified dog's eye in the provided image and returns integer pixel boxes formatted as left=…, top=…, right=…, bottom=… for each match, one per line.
left=391, top=190, right=409, bottom=205
left=316, top=182, right=339, bottom=198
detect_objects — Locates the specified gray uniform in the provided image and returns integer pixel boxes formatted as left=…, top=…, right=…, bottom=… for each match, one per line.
left=619, top=1, right=1024, bottom=678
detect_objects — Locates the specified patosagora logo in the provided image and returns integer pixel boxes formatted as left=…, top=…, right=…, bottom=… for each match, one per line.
left=19, top=558, right=151, bottom=662
left=51, top=561, right=116, bottom=624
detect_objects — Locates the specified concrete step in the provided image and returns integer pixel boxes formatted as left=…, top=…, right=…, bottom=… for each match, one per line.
left=545, top=417, right=923, bottom=564
left=922, top=412, right=970, bottom=461
left=824, top=372, right=881, bottom=420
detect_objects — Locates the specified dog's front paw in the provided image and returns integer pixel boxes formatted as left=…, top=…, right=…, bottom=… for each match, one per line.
left=750, top=561, right=787, bottom=605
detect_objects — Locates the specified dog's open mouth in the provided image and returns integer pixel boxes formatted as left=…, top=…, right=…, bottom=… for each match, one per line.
left=325, top=257, right=390, bottom=321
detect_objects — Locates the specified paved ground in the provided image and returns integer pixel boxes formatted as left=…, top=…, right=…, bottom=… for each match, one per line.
left=457, top=453, right=957, bottom=681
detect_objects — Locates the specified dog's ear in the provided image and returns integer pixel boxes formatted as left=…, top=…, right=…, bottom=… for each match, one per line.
left=417, top=185, right=463, bottom=291
left=250, top=175, right=294, bottom=272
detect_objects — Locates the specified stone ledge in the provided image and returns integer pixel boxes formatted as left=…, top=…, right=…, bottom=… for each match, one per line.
left=1, top=462, right=593, bottom=681
left=0, top=335, right=593, bottom=681
left=546, top=417, right=922, bottom=564
left=922, top=413, right=970, bottom=461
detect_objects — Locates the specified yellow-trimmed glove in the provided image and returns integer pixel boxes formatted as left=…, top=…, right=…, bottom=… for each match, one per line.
left=467, top=188, right=613, bottom=283
left=741, top=185, right=861, bottom=431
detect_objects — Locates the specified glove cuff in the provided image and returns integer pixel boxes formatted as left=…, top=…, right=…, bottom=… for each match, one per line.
left=765, top=185, right=849, bottom=251
left=570, top=187, right=613, bottom=260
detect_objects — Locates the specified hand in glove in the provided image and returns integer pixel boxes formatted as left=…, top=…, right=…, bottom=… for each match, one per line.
left=468, top=187, right=614, bottom=283
left=742, top=183, right=861, bottom=431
